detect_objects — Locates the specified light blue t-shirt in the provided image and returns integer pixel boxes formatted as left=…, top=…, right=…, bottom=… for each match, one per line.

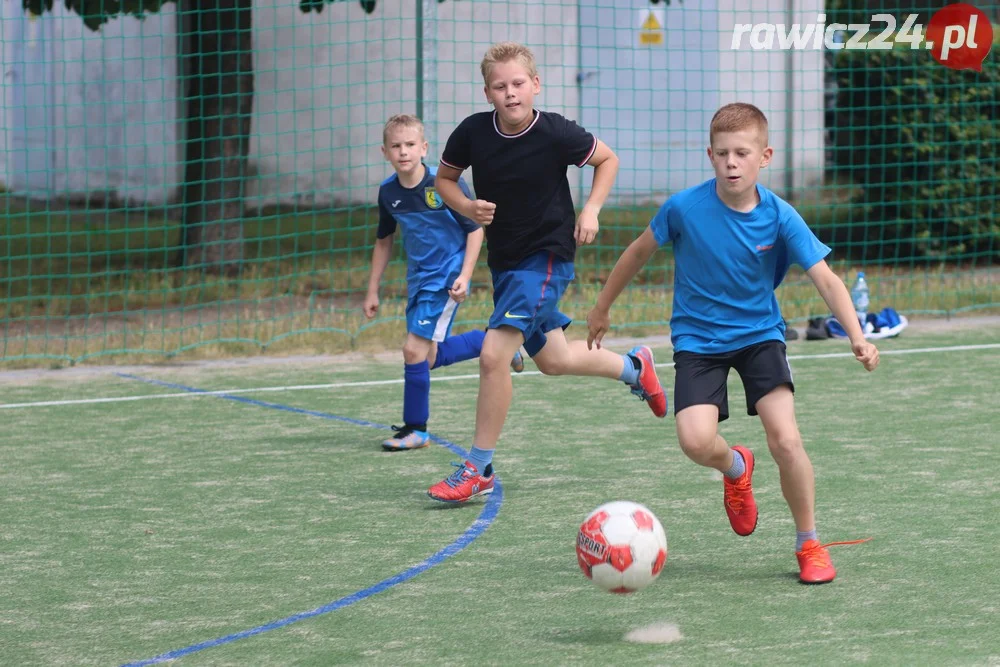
left=650, top=178, right=830, bottom=354
left=377, top=164, right=479, bottom=294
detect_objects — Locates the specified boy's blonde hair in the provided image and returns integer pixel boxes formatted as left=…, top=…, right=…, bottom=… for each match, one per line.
left=709, top=103, right=769, bottom=147
left=480, top=41, right=538, bottom=84
left=382, top=114, right=424, bottom=144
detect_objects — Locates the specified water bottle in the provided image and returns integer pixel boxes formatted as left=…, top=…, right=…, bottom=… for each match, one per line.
left=850, top=271, right=870, bottom=323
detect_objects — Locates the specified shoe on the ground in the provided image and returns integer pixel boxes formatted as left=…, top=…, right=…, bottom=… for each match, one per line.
left=797, top=539, right=836, bottom=584
left=382, top=424, right=430, bottom=451
left=627, top=345, right=667, bottom=418
left=511, top=349, right=525, bottom=373
left=796, top=537, right=872, bottom=584
left=723, top=445, right=758, bottom=536
left=427, top=460, right=495, bottom=503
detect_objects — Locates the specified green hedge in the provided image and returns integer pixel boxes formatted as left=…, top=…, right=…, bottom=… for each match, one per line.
left=829, top=45, right=999, bottom=262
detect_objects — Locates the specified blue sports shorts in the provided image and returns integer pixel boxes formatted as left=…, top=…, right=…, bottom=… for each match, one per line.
left=488, top=251, right=573, bottom=357
left=407, top=289, right=460, bottom=342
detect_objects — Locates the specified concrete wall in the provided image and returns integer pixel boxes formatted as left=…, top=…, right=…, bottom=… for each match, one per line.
left=0, top=2, right=181, bottom=203
left=0, top=0, right=824, bottom=207
left=250, top=0, right=580, bottom=208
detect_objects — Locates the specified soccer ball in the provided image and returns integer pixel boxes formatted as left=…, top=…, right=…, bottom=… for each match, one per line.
left=576, top=500, right=668, bottom=594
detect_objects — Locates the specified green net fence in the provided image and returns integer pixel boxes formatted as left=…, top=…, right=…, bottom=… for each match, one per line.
left=1, top=0, right=998, bottom=365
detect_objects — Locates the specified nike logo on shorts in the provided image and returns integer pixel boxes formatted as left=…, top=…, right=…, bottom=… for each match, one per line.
left=504, top=311, right=528, bottom=319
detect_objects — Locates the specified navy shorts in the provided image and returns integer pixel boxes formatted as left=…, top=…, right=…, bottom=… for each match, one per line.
left=406, top=289, right=459, bottom=342
left=673, top=340, right=794, bottom=422
left=488, top=251, right=573, bottom=357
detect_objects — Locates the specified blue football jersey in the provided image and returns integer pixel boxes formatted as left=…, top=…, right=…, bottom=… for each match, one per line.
left=649, top=178, right=831, bottom=354
left=377, top=164, right=479, bottom=293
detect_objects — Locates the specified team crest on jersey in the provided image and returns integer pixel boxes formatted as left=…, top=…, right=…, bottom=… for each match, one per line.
left=424, top=187, right=444, bottom=209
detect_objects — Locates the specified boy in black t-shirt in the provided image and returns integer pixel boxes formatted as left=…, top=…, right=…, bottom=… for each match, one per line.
left=428, top=42, right=667, bottom=503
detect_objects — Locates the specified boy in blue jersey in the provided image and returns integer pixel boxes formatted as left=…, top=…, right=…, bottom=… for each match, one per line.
left=364, top=114, right=524, bottom=451
left=427, top=42, right=666, bottom=503
left=587, top=103, right=880, bottom=584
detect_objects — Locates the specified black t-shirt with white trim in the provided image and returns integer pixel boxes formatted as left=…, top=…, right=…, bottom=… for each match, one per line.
left=440, top=110, right=597, bottom=271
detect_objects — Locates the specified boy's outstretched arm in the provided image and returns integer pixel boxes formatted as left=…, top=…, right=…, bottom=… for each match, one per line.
left=449, top=227, right=484, bottom=303
left=435, top=165, right=496, bottom=226
left=806, top=259, right=880, bottom=371
left=363, top=235, right=394, bottom=319
left=586, top=226, right=659, bottom=349
left=576, top=140, right=620, bottom=246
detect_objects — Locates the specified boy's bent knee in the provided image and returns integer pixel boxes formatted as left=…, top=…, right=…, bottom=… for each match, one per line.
left=402, top=342, right=430, bottom=364
left=677, top=432, right=717, bottom=460
left=481, top=326, right=525, bottom=374
left=480, top=346, right=512, bottom=374
left=533, top=355, right=566, bottom=376
left=676, top=406, right=718, bottom=440
left=675, top=405, right=723, bottom=461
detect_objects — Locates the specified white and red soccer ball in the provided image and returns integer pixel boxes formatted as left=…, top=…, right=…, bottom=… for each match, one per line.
left=576, top=500, right=667, bottom=593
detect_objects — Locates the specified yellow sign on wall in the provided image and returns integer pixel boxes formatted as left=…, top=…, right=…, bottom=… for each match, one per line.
left=638, top=8, right=665, bottom=46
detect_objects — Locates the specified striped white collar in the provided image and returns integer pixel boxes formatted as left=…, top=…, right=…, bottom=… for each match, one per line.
left=492, top=109, right=540, bottom=138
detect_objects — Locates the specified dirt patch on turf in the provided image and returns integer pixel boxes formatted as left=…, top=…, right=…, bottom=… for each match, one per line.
left=1, top=314, right=997, bottom=384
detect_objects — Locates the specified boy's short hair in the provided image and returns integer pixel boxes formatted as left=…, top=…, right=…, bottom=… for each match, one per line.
left=710, top=103, right=769, bottom=147
left=383, top=114, right=424, bottom=144
left=480, top=41, right=538, bottom=84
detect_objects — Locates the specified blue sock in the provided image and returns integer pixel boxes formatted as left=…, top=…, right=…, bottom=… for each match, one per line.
left=431, top=330, right=486, bottom=369
left=796, top=530, right=818, bottom=551
left=467, top=446, right=494, bottom=473
left=618, top=353, right=640, bottom=386
left=723, top=449, right=746, bottom=480
left=402, top=361, right=430, bottom=428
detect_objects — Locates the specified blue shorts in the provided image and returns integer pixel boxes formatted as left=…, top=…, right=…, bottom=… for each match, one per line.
left=488, top=251, right=573, bottom=357
left=407, top=289, right=460, bottom=342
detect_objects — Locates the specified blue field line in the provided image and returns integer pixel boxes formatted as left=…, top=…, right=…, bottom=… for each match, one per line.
left=116, top=372, right=502, bottom=667
left=115, top=373, right=389, bottom=431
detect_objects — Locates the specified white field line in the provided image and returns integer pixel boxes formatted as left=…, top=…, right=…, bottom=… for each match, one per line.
left=1, top=342, right=998, bottom=410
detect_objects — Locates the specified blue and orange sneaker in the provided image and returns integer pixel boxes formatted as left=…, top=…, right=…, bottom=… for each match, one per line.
left=511, top=349, right=525, bottom=373
left=427, top=460, right=495, bottom=503
left=382, top=424, right=430, bottom=451
left=627, top=345, right=667, bottom=418
left=723, top=445, right=757, bottom=536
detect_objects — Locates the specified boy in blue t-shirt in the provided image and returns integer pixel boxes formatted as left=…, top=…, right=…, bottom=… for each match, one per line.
left=364, top=114, right=523, bottom=451
left=587, top=103, right=880, bottom=585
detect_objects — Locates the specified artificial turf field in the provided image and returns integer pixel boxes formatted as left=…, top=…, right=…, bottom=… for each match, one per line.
left=2, top=323, right=998, bottom=665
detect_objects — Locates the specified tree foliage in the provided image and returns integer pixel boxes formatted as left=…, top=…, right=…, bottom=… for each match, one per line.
left=24, top=0, right=686, bottom=31
left=824, top=0, right=967, bottom=27
left=830, top=46, right=999, bottom=261
left=22, top=0, right=432, bottom=30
